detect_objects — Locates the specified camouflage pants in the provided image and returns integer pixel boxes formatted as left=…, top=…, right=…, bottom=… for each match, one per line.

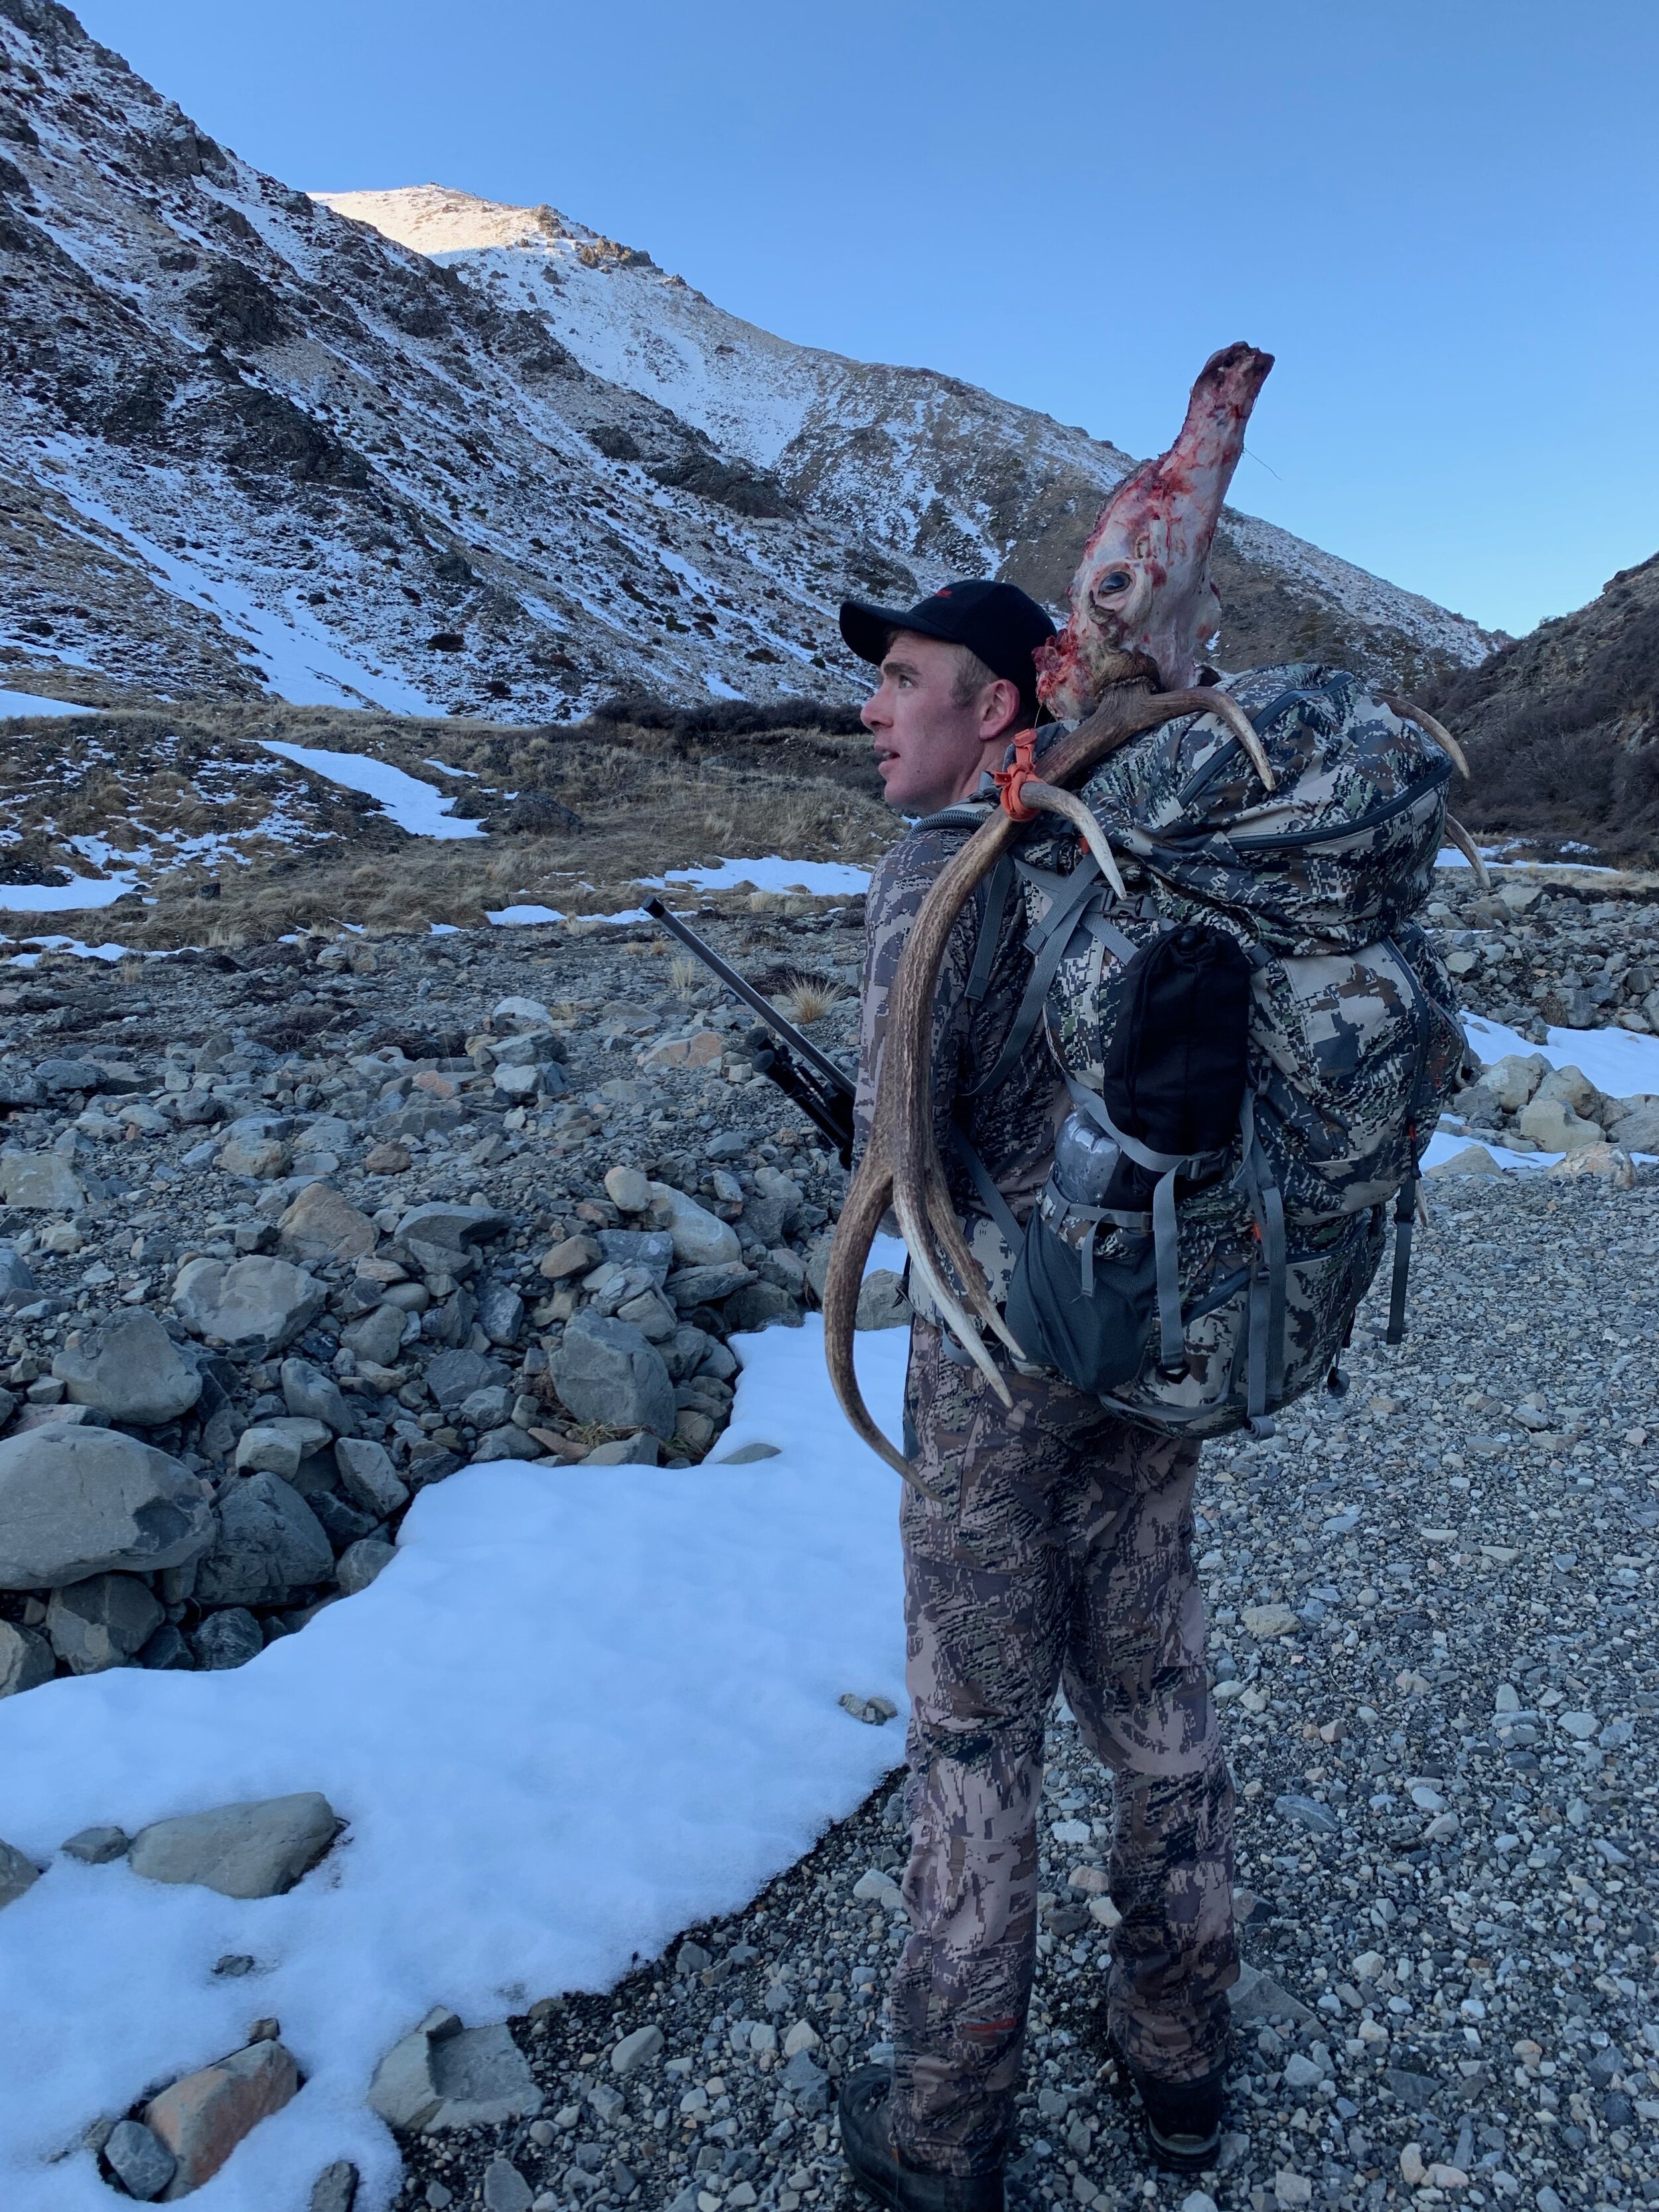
left=889, top=1323, right=1236, bottom=2178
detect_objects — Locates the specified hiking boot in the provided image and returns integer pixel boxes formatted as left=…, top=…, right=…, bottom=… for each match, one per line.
left=837, top=2065, right=1005, bottom=2212
left=1104, top=2037, right=1225, bottom=2174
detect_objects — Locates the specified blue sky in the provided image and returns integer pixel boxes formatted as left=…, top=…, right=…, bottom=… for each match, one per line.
left=73, top=0, right=1659, bottom=638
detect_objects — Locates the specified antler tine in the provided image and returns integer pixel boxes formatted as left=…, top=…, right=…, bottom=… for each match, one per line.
left=923, top=1143, right=1028, bottom=1364
left=1018, top=781, right=1127, bottom=897
left=1191, top=689, right=1276, bottom=792
left=819, top=1136, right=945, bottom=1492
left=1442, top=814, right=1491, bottom=889
left=1383, top=694, right=1471, bottom=780
left=891, top=1174, right=1013, bottom=1407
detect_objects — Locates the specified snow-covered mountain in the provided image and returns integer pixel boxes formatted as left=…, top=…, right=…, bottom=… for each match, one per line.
left=0, top=2, right=1498, bottom=725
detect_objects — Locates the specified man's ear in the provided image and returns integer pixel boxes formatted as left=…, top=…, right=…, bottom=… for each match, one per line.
left=980, top=677, right=1025, bottom=743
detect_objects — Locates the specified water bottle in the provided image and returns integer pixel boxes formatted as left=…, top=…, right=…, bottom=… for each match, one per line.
left=1053, top=1110, right=1121, bottom=1207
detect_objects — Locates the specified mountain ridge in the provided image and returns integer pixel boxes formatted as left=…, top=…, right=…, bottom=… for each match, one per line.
left=0, top=0, right=1497, bottom=727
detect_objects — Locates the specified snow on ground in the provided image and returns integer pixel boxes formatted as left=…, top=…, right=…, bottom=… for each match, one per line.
left=1464, top=1011, right=1659, bottom=1098
left=647, top=857, right=874, bottom=899
left=1420, top=1128, right=1559, bottom=1174
left=0, top=1316, right=910, bottom=2212
left=259, top=743, right=486, bottom=840
left=0, top=689, right=94, bottom=720
left=0, top=873, right=137, bottom=913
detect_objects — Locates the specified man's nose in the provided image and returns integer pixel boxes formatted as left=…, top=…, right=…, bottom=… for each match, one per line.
left=860, top=692, right=886, bottom=733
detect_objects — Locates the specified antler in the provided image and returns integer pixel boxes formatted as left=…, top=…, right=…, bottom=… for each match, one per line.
left=1382, top=694, right=1471, bottom=781
left=824, top=677, right=1252, bottom=1480
left=1441, top=814, right=1491, bottom=889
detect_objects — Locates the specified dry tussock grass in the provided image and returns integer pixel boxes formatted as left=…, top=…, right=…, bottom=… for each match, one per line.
left=2, top=700, right=895, bottom=948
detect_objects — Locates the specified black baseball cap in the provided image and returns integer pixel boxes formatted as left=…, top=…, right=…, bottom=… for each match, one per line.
left=839, top=579, right=1056, bottom=722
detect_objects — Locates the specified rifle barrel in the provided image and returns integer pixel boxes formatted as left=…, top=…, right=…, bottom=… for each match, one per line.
left=642, top=897, right=855, bottom=1098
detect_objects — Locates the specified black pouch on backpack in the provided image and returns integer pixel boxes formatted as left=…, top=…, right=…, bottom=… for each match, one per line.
left=1003, top=924, right=1254, bottom=1396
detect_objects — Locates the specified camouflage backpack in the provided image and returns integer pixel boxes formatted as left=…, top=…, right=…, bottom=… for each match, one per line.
left=947, top=662, right=1467, bottom=1438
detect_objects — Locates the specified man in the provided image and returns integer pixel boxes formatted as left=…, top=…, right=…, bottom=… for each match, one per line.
left=834, top=580, right=1236, bottom=2211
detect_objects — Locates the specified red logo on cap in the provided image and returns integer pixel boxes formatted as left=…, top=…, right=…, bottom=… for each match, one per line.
left=935, top=587, right=951, bottom=597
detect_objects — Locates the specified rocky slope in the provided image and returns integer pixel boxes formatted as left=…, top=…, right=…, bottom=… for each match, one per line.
left=0, top=0, right=1495, bottom=728
left=1426, top=552, right=1659, bottom=867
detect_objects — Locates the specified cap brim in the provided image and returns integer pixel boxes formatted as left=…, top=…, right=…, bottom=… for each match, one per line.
left=838, top=599, right=961, bottom=666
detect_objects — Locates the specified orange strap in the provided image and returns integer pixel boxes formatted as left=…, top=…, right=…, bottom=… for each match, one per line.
left=991, top=730, right=1041, bottom=822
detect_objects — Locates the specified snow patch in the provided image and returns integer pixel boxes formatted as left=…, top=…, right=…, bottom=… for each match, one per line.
left=647, top=856, right=873, bottom=899
left=1463, top=1012, right=1659, bottom=1100
left=0, top=690, right=94, bottom=721
left=259, top=743, right=485, bottom=840
left=0, top=1317, right=910, bottom=2210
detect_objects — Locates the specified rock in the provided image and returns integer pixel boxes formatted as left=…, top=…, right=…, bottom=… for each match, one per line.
left=855, top=1270, right=912, bottom=1329
left=1609, top=1098, right=1659, bottom=1153
left=1273, top=1792, right=1340, bottom=1836
left=338, top=1538, right=396, bottom=1593
left=648, top=1182, right=741, bottom=1268
left=0, top=1242, right=38, bottom=1298
left=334, top=1436, right=409, bottom=1517
left=220, top=1133, right=291, bottom=1179
left=1282, top=2052, right=1323, bottom=2090
left=478, top=1280, right=526, bottom=1346
left=368, top=2008, right=544, bottom=2133
left=611, top=2023, right=664, bottom=2075
left=1548, top=1142, right=1635, bottom=1187
left=604, top=1165, right=652, bottom=1213
left=1228, top=1960, right=1315, bottom=2025
left=781, top=2047, right=828, bottom=2112
left=1242, top=1603, right=1299, bottom=1637
left=1516, top=1096, right=1603, bottom=1152
left=551, top=1312, right=676, bottom=1439
left=128, top=1791, right=338, bottom=1897
left=493, top=995, right=551, bottom=1031
left=715, top=1441, right=780, bottom=1463
left=483, top=2156, right=535, bottom=2212
left=103, top=2116, right=177, bottom=2201
left=597, top=1228, right=675, bottom=1286
left=0, top=1153, right=86, bottom=1210
left=62, top=1823, right=130, bottom=1864
left=0, top=1619, right=54, bottom=1696
left=725, top=1282, right=802, bottom=1333
left=138, top=1622, right=196, bottom=1671
left=144, top=2038, right=301, bottom=2195
left=666, top=1262, right=757, bottom=1307
left=309, top=2160, right=359, bottom=2212
left=51, top=1312, right=203, bottom=1426
left=396, top=1201, right=509, bottom=1248
left=539, top=1234, right=601, bottom=1280
left=235, top=1417, right=334, bottom=1481
left=172, top=1256, right=325, bottom=1351
left=1272, top=2175, right=1311, bottom=2210
left=281, top=1357, right=357, bottom=1436
left=581, top=1433, right=660, bottom=1466
left=365, top=1141, right=412, bottom=1174
left=0, top=1426, right=214, bottom=1589
left=279, top=1183, right=377, bottom=1263
left=342, top=1301, right=407, bottom=1367
left=193, top=1607, right=263, bottom=1669
left=1425, top=1143, right=1502, bottom=1179
left=460, top=1384, right=514, bottom=1430
left=45, top=1572, right=164, bottom=1673
left=0, top=1837, right=42, bottom=1909
left=425, top=1347, right=507, bottom=1408
left=193, top=1471, right=333, bottom=1607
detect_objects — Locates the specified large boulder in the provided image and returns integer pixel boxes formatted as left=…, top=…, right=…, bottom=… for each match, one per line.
left=278, top=1183, right=377, bottom=1264
left=648, top=1183, right=741, bottom=1268
left=0, top=1153, right=85, bottom=1211
left=172, top=1256, right=325, bottom=1351
left=45, top=1572, right=165, bottom=1673
left=0, top=1426, right=214, bottom=1589
left=0, top=1620, right=54, bottom=1696
left=368, top=2008, right=543, bottom=2133
left=129, top=1792, right=338, bottom=1897
left=551, top=1313, right=676, bottom=1439
left=51, top=1311, right=203, bottom=1426
left=395, top=1201, right=509, bottom=1249
left=1609, top=1097, right=1659, bottom=1153
left=192, top=1470, right=332, bottom=1607
left=143, top=2039, right=301, bottom=2193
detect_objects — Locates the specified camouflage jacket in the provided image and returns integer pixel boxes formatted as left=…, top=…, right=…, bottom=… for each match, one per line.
left=855, top=808, right=1064, bottom=1250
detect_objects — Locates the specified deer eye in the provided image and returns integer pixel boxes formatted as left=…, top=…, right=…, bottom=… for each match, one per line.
left=1096, top=569, right=1133, bottom=595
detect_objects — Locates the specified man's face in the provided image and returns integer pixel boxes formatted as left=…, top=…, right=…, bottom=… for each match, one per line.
left=860, top=632, right=1021, bottom=815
